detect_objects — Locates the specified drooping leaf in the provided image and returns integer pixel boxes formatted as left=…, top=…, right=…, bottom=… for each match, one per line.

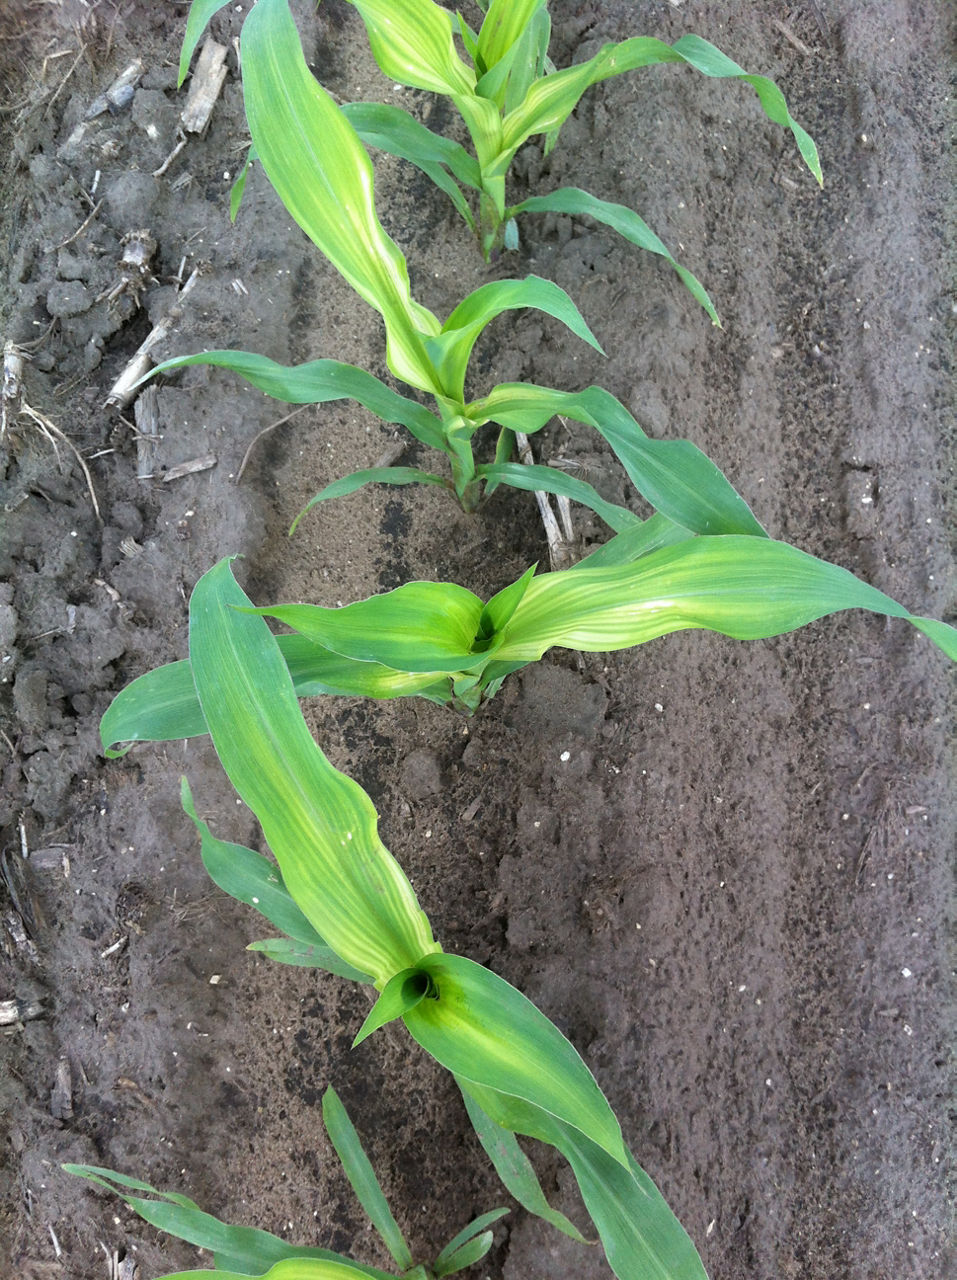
left=292, top=467, right=451, bottom=533
left=322, top=1088, right=413, bottom=1271
left=144, top=351, right=447, bottom=452
left=248, top=581, right=485, bottom=673
left=347, top=0, right=476, bottom=96
left=99, top=635, right=453, bottom=757
left=501, top=32, right=821, bottom=185
left=241, top=0, right=440, bottom=392
left=181, top=779, right=372, bottom=984
left=469, top=383, right=765, bottom=537
left=460, top=1089, right=590, bottom=1244
left=188, top=558, right=440, bottom=985
left=179, top=0, right=233, bottom=86
left=63, top=1166, right=393, bottom=1279
left=428, top=276, right=604, bottom=402
left=510, top=187, right=719, bottom=325
left=475, top=460, right=641, bottom=533
left=491, top=536, right=957, bottom=662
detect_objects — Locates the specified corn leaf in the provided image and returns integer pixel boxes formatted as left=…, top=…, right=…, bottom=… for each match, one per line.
left=248, top=937, right=376, bottom=971
left=510, top=187, right=719, bottom=325
left=432, top=1209, right=509, bottom=1276
left=460, top=1089, right=591, bottom=1244
left=158, top=1264, right=385, bottom=1280
left=343, top=101, right=483, bottom=190
left=242, top=0, right=440, bottom=393
left=475, top=460, right=640, bottom=533
left=574, top=514, right=694, bottom=570
left=504, top=10, right=553, bottom=119
left=492, top=537, right=957, bottom=662
left=181, top=779, right=373, bottom=983
left=476, top=0, right=547, bottom=75
left=402, top=953, right=627, bottom=1168
left=347, top=0, right=476, bottom=97
left=292, top=468, right=451, bottom=533
left=353, top=967, right=435, bottom=1047
left=229, top=144, right=257, bottom=222
left=248, top=582, right=485, bottom=673
left=469, top=383, right=765, bottom=537
left=501, top=33, right=821, bottom=186
left=428, top=276, right=603, bottom=402
left=189, top=558, right=440, bottom=986
left=99, top=637, right=452, bottom=757
left=63, top=1166, right=393, bottom=1278
left=322, top=1088, right=414, bottom=1272
left=145, top=351, right=447, bottom=453
left=179, top=0, right=232, bottom=86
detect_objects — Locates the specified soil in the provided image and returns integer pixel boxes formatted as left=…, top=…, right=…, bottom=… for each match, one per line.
left=0, top=2, right=954, bottom=1279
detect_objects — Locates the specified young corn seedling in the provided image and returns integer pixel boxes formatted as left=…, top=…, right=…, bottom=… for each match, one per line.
left=98, top=556, right=714, bottom=1280
left=186, top=0, right=820, bottom=278
left=149, top=0, right=772, bottom=533
left=67, top=1086, right=508, bottom=1279
left=102, top=534, right=956, bottom=746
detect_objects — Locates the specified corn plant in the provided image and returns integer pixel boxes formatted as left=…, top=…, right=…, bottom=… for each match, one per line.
left=97, top=557, right=713, bottom=1280
left=67, top=1086, right=508, bottom=1279
left=185, top=0, right=820, bottom=275
left=150, top=0, right=776, bottom=531
left=101, top=539, right=956, bottom=749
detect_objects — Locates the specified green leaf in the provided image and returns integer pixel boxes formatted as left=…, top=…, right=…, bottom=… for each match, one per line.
left=343, top=102, right=482, bottom=191
left=429, top=276, right=604, bottom=402
left=353, top=967, right=437, bottom=1047
left=476, top=0, right=547, bottom=76
left=402, top=953, right=627, bottom=1168
left=322, top=1088, right=413, bottom=1271
left=156, top=1264, right=387, bottom=1280
left=431, top=1228, right=496, bottom=1277
left=181, top=779, right=373, bottom=984
left=510, top=187, right=719, bottom=325
left=179, top=0, right=232, bottom=86
left=145, top=351, right=447, bottom=453
left=460, top=1090, right=590, bottom=1244
left=574, top=514, right=694, bottom=570
left=248, top=581, right=485, bottom=673
left=188, top=558, right=440, bottom=986
left=230, top=144, right=257, bottom=222
left=247, top=937, right=373, bottom=976
left=242, top=0, right=441, bottom=392
left=503, top=9, right=552, bottom=117
left=292, top=468, right=452, bottom=534
left=475, top=460, right=641, bottom=533
left=99, top=635, right=453, bottom=757
left=476, top=563, right=537, bottom=643
left=347, top=0, right=476, bottom=96
left=432, top=1209, right=509, bottom=1276
left=502, top=32, right=821, bottom=186
left=469, top=383, right=765, bottom=537
left=491, top=536, right=957, bottom=662
left=63, top=1166, right=393, bottom=1278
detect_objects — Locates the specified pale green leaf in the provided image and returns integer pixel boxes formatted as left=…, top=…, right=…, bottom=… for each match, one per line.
left=248, top=581, right=485, bottom=673
left=157, top=1263, right=384, bottom=1280
left=428, top=276, right=603, bottom=402
left=402, top=953, right=627, bottom=1168
left=475, top=460, right=641, bottom=533
left=189, top=559, right=440, bottom=986
left=179, top=0, right=232, bottom=86
left=476, top=0, right=547, bottom=75
left=242, top=0, right=440, bottom=392
left=145, top=350, right=447, bottom=453
left=322, top=1088, right=413, bottom=1271
left=468, top=383, right=765, bottom=537
left=99, top=636, right=452, bottom=757
left=353, top=967, right=436, bottom=1047
left=460, top=1090, right=590, bottom=1243
left=502, top=33, right=821, bottom=185
left=347, top=0, right=476, bottom=96
left=510, top=187, right=719, bottom=325
left=492, top=537, right=957, bottom=662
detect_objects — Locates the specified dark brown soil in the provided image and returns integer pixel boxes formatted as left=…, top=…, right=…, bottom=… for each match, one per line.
left=1, top=2, right=953, bottom=1279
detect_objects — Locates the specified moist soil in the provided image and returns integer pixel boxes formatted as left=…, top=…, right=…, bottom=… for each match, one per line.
left=0, top=2, right=954, bottom=1278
